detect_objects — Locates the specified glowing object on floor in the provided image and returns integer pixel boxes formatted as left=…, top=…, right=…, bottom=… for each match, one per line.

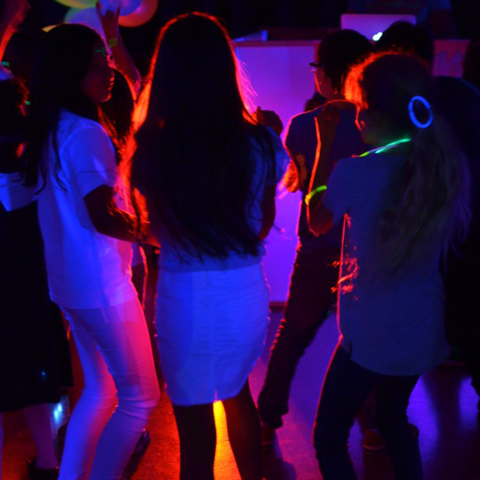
left=372, top=31, right=383, bottom=42
left=53, top=403, right=64, bottom=423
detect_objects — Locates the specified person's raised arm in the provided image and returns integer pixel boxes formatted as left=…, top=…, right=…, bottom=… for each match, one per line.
left=96, top=1, right=142, bottom=98
left=0, top=0, right=30, bottom=63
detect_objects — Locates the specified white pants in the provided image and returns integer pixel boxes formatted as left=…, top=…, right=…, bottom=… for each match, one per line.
left=59, top=297, right=160, bottom=480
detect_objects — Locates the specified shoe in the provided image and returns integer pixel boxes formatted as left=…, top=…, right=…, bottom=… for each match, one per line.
left=133, top=429, right=151, bottom=456
left=362, top=423, right=419, bottom=454
left=261, top=423, right=277, bottom=450
left=120, top=430, right=151, bottom=480
left=27, top=457, right=59, bottom=480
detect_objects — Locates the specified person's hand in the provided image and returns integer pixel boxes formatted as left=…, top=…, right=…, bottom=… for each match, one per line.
left=254, top=107, right=283, bottom=136
left=96, top=1, right=120, bottom=41
left=0, top=0, right=30, bottom=31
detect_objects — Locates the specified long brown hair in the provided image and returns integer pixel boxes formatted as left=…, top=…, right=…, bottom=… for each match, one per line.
left=345, top=52, right=471, bottom=272
left=130, top=12, right=277, bottom=260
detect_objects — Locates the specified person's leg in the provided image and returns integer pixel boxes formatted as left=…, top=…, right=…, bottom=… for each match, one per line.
left=86, top=298, right=160, bottom=480
left=258, top=247, right=339, bottom=428
left=59, top=314, right=117, bottom=480
left=223, top=381, right=262, bottom=480
left=375, top=375, right=422, bottom=480
left=23, top=404, right=58, bottom=470
left=59, top=298, right=159, bottom=480
left=313, top=345, right=379, bottom=480
left=0, top=413, right=3, bottom=480
left=172, top=402, right=216, bottom=480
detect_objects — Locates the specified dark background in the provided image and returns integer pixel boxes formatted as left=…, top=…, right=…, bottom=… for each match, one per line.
left=11, top=0, right=480, bottom=76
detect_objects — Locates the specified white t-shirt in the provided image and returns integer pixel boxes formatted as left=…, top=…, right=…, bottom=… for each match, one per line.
left=37, top=110, right=136, bottom=309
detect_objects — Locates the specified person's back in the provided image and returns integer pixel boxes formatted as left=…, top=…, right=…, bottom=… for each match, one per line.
left=326, top=150, right=447, bottom=375
left=131, top=13, right=286, bottom=480
left=258, top=29, right=372, bottom=441
left=308, top=51, right=471, bottom=480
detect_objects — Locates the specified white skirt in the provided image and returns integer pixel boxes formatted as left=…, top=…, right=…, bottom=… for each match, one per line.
left=156, top=263, right=269, bottom=406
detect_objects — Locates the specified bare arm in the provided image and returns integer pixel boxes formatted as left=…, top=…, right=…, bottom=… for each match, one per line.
left=0, top=0, right=30, bottom=63
left=306, top=106, right=338, bottom=235
left=259, top=184, right=276, bottom=240
left=96, top=2, right=142, bottom=97
left=84, top=184, right=140, bottom=242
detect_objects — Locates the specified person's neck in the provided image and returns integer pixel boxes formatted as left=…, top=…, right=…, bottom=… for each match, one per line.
left=325, top=92, right=344, bottom=102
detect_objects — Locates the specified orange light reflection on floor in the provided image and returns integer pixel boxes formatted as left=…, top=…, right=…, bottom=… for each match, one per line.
left=213, top=401, right=241, bottom=480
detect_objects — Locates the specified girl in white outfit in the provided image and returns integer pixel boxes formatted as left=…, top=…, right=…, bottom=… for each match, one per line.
left=22, top=24, right=159, bottom=480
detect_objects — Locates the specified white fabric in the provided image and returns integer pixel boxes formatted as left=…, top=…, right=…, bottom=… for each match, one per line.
left=0, top=172, right=35, bottom=211
left=59, top=297, right=160, bottom=480
left=38, top=111, right=135, bottom=308
left=156, top=263, right=269, bottom=406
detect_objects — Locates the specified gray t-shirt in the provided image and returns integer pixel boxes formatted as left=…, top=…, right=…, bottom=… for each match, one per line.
left=323, top=152, right=449, bottom=376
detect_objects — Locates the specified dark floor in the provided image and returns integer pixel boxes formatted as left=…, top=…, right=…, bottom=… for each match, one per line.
left=3, top=306, right=480, bottom=480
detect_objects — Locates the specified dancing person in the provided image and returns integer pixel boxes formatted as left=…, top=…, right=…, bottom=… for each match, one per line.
left=257, top=29, right=372, bottom=447
left=129, top=12, right=287, bottom=480
left=20, top=24, right=159, bottom=480
left=463, top=39, right=480, bottom=92
left=375, top=20, right=434, bottom=71
left=0, top=74, right=73, bottom=480
left=308, top=52, right=471, bottom=480
left=436, top=75, right=480, bottom=404
left=0, top=3, right=72, bottom=479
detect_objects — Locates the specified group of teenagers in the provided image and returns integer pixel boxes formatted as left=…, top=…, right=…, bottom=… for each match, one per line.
left=1, top=0, right=480, bottom=479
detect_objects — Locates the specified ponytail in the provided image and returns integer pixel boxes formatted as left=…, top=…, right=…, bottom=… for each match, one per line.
left=379, top=112, right=471, bottom=272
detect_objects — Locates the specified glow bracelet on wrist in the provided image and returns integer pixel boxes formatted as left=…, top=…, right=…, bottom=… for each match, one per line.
left=107, top=37, right=119, bottom=48
left=305, top=185, right=327, bottom=206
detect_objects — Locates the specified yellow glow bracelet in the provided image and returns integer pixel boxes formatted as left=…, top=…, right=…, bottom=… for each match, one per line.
left=305, top=185, right=327, bottom=206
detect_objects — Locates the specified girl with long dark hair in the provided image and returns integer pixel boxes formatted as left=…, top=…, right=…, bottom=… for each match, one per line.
left=129, top=12, right=286, bottom=480
left=22, top=24, right=159, bottom=480
left=307, top=52, right=471, bottom=479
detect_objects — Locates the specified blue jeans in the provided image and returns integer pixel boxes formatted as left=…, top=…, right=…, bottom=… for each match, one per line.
left=314, top=345, right=421, bottom=480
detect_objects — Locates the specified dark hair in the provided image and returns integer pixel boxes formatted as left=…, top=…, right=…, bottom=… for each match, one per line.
left=375, top=21, right=434, bottom=69
left=316, top=29, right=373, bottom=94
left=24, top=24, right=105, bottom=188
left=100, top=69, right=136, bottom=165
left=3, top=29, right=45, bottom=83
left=0, top=78, right=28, bottom=172
left=462, top=40, right=480, bottom=92
left=130, top=12, right=277, bottom=260
left=345, top=53, right=471, bottom=272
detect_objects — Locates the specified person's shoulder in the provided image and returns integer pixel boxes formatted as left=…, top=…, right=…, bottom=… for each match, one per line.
left=58, top=111, right=110, bottom=148
left=289, top=105, right=324, bottom=129
left=59, top=110, right=106, bottom=136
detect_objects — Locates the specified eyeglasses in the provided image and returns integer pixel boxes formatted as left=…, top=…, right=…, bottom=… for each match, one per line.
left=309, top=62, right=322, bottom=72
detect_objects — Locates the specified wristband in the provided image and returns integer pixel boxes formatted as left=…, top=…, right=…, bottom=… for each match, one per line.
left=305, top=185, right=327, bottom=206
left=107, top=37, right=119, bottom=48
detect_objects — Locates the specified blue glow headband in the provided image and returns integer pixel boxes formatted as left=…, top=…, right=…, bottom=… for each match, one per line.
left=408, top=95, right=433, bottom=129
